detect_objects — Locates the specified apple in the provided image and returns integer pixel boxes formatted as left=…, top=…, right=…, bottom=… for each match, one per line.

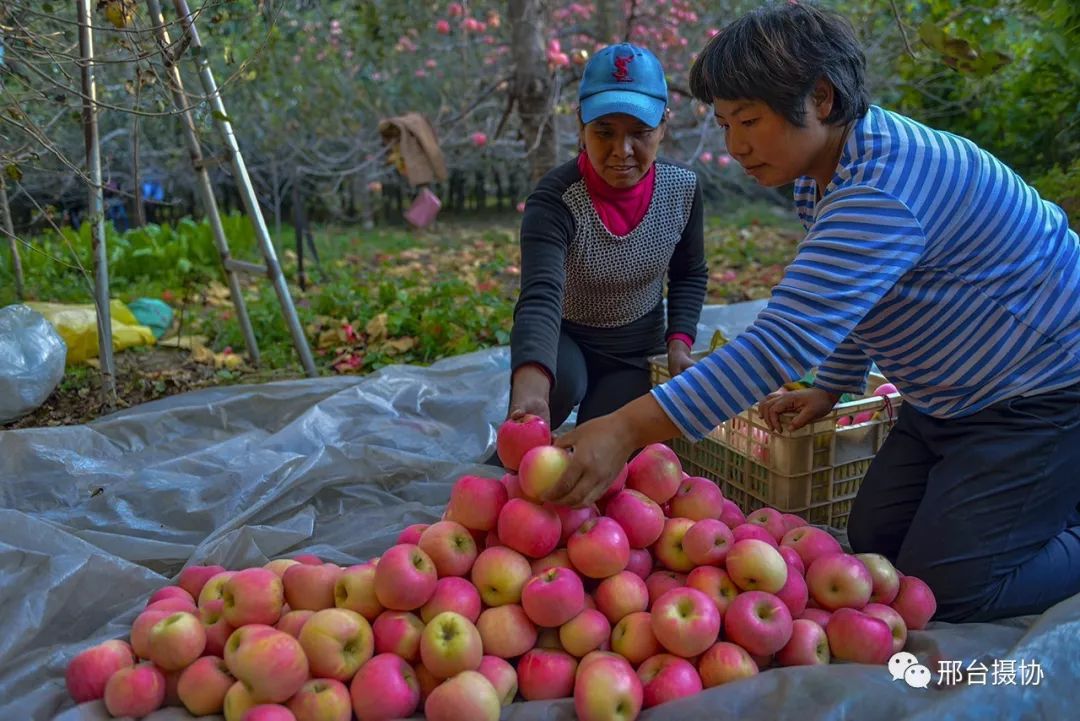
left=576, top=650, right=627, bottom=677
left=825, top=607, right=894, bottom=664
left=470, top=546, right=532, bottom=606
left=531, top=548, right=573, bottom=575
left=775, top=618, right=830, bottom=666
left=645, top=570, right=687, bottom=606
left=146, top=597, right=197, bottom=614
left=413, top=663, right=440, bottom=704
left=148, top=586, right=195, bottom=608
left=779, top=546, right=806, bottom=575
left=805, top=552, right=873, bottom=610
left=477, top=655, right=518, bottom=706
left=334, top=562, right=383, bottom=621
left=890, top=575, right=937, bottom=630
left=275, top=609, right=314, bottom=639
left=148, top=611, right=207, bottom=671
left=501, top=417, right=553, bottom=473
left=445, top=475, right=508, bottom=531
left=372, top=610, right=425, bottom=663
left=348, top=653, right=419, bottom=721
left=264, top=559, right=300, bottom=579
left=626, top=443, right=683, bottom=504
left=424, top=670, right=501, bottom=721
left=726, top=538, right=789, bottom=593
left=567, top=517, right=630, bottom=578
left=298, top=608, right=374, bottom=682
left=610, top=611, right=660, bottom=665
left=284, top=562, right=343, bottom=611
left=780, top=526, right=843, bottom=567
left=746, top=507, right=788, bottom=542
left=800, top=607, right=832, bottom=627
left=179, top=565, right=228, bottom=600
left=241, top=705, right=296, bottom=721
left=625, top=548, right=653, bottom=579
left=497, top=498, right=561, bottom=558
left=546, top=502, right=598, bottom=543
left=224, top=680, right=256, bottom=721
left=419, top=611, right=483, bottom=679
left=104, top=662, right=166, bottom=718
left=288, top=678, right=352, bottom=721
left=775, top=565, right=809, bottom=617
left=470, top=131, right=489, bottom=148
left=201, top=599, right=235, bottom=657
left=418, top=521, right=478, bottom=577
left=224, top=625, right=309, bottom=703
left=373, top=544, right=437, bottom=611
left=855, top=553, right=901, bottom=604
left=686, top=566, right=740, bottom=615
left=604, top=490, right=666, bottom=549
left=176, top=655, right=234, bottom=716
left=223, top=567, right=285, bottom=627
left=697, top=641, right=759, bottom=688
left=476, top=604, right=536, bottom=658
left=521, top=566, right=586, bottom=627
left=65, top=639, right=136, bottom=703
left=397, top=523, right=430, bottom=546
left=197, top=571, right=236, bottom=610
left=130, top=609, right=170, bottom=659
left=683, top=518, right=734, bottom=566
left=723, top=590, right=794, bottom=656
left=559, top=608, right=611, bottom=657
left=594, top=571, right=649, bottom=624
left=719, top=499, right=746, bottom=528
left=421, top=576, right=482, bottom=624
left=637, top=653, right=703, bottom=708
left=294, top=554, right=323, bottom=565
left=650, top=587, right=722, bottom=658
left=653, top=517, right=696, bottom=572
left=669, top=477, right=726, bottom=520
left=731, top=522, right=780, bottom=547
left=863, top=602, right=908, bottom=654
left=517, top=648, right=578, bottom=700
left=780, top=513, right=806, bottom=532
left=574, top=654, right=643, bottom=721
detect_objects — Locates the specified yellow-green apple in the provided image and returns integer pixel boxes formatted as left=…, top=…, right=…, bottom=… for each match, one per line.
left=625, top=548, right=653, bottom=579
left=605, top=490, right=665, bottom=549
left=746, top=507, right=788, bottom=542
left=697, top=641, right=758, bottom=688
left=726, top=538, right=789, bottom=593
left=775, top=618, right=830, bottom=666
left=669, top=477, right=726, bottom=521
left=284, top=562, right=343, bottom=612
left=517, top=445, right=571, bottom=501
left=559, top=608, right=610, bottom=657
left=594, top=571, right=649, bottom=624
left=653, top=517, right=696, bottom=573
left=477, top=655, right=518, bottom=706
left=645, top=570, right=687, bottom=606
left=890, top=575, right=936, bottom=630
left=687, top=566, right=739, bottom=615
left=470, top=546, right=532, bottom=606
left=720, top=499, right=746, bottom=528
left=825, top=607, right=893, bottom=664
left=855, top=553, right=901, bottom=604
left=731, top=522, right=779, bottom=547
left=275, top=609, right=313, bottom=638
left=223, top=680, right=256, bottom=721
left=421, top=576, right=482, bottom=624
left=863, top=602, right=908, bottom=653
left=568, top=517, right=630, bottom=579
left=779, top=546, right=805, bottom=575
left=298, top=608, right=373, bottom=681
left=574, top=654, right=643, bottom=721
left=197, top=571, right=236, bottom=611
left=610, top=611, right=660, bottom=665
left=200, top=599, right=234, bottom=656
left=780, top=526, right=843, bottom=567
left=650, top=588, right=722, bottom=658
left=497, top=498, right=561, bottom=558
left=397, top=523, right=429, bottom=546
left=475, top=604, right=536, bottom=658
left=501, top=472, right=524, bottom=500
left=148, top=586, right=196, bottom=608
left=445, top=475, right=508, bottom=531
left=264, top=559, right=300, bottom=578
left=723, top=590, right=794, bottom=656
left=637, top=653, right=703, bottom=708
left=223, top=568, right=285, bottom=627
left=521, top=566, right=586, bottom=627
left=147, top=611, right=207, bottom=671
left=241, top=705, right=295, bottom=720
left=805, top=552, right=873, bottom=610
left=334, top=562, right=383, bottom=621
left=224, top=625, right=309, bottom=703
left=497, top=415, right=552, bottom=471
left=683, top=518, right=734, bottom=566
left=179, top=564, right=228, bottom=600
left=103, top=662, right=166, bottom=718
left=413, top=663, right=440, bottom=704
left=531, top=548, right=573, bottom=575
left=775, top=568, right=809, bottom=617
left=177, top=655, right=234, bottom=716
left=372, top=610, right=424, bottom=662
left=287, top=679, right=351, bottom=721
left=547, top=502, right=599, bottom=544
left=348, top=653, right=419, bottom=721
left=626, top=443, right=683, bottom=505
left=419, top=611, right=483, bottom=679
left=517, top=648, right=577, bottom=700
left=373, top=544, right=437, bottom=611
left=424, top=670, right=501, bottom=721
left=417, top=521, right=478, bottom=577
left=65, top=639, right=135, bottom=703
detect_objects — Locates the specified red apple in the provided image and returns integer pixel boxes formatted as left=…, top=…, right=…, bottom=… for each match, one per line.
left=610, top=611, right=660, bottom=665
left=497, top=415, right=552, bottom=471
left=517, top=445, right=572, bottom=501
left=424, top=670, right=500, bottom=721
left=298, top=608, right=374, bottom=682
left=147, top=611, right=207, bottom=671
left=348, top=653, right=419, bottom=721
left=176, top=655, right=234, bottom=716
left=723, top=590, right=794, bottom=657
left=855, top=553, right=901, bottom=604
left=397, top=523, right=430, bottom=546
left=626, top=444, right=683, bottom=504
left=178, top=565, right=228, bottom=600
left=477, top=655, right=518, bottom=706
left=637, top=653, right=703, bottom=708
left=697, top=642, right=758, bottom=688
left=594, top=571, right=649, bottom=624
left=418, top=611, right=483, bottom=680
left=103, top=662, right=166, bottom=718
left=372, top=610, right=424, bottom=663
left=567, top=517, right=630, bottom=579
left=890, top=575, right=936, bottom=630
left=653, top=517, right=696, bottom=572
left=223, top=568, right=285, bottom=627
left=517, top=648, right=577, bottom=700
left=669, top=477, right=726, bottom=520
left=574, top=653, right=642, bottom=721
left=805, top=553, right=873, bottom=611
left=650, top=587, right=722, bottom=658
left=373, top=544, right=437, bottom=611
left=559, top=608, right=611, bottom=658
left=476, top=604, right=537, bottom=658
left=625, top=548, right=653, bottom=580
left=686, top=566, right=739, bottom=614
left=775, top=618, right=830, bottom=666
left=825, top=607, right=894, bottom=664
left=604, top=490, right=666, bottom=549
left=66, top=639, right=136, bottom=704
left=726, top=538, right=789, bottom=593
left=645, top=570, right=687, bottom=607
left=683, top=518, right=734, bottom=566
left=445, top=475, right=508, bottom=531
left=863, top=602, right=908, bottom=654
left=283, top=563, right=343, bottom=612
left=497, top=498, right=561, bottom=558
left=746, top=507, right=788, bottom=542
left=418, top=521, right=478, bottom=577
left=420, top=576, right=482, bottom=624
left=719, top=499, right=746, bottom=528
left=731, top=522, right=780, bottom=547
left=775, top=566, right=809, bottom=617
left=470, top=546, right=532, bottom=606
left=779, top=546, right=805, bottom=575
left=780, top=526, right=843, bottom=567
left=546, top=502, right=598, bottom=543
left=334, top=562, right=383, bottom=621
left=521, top=566, right=586, bottom=627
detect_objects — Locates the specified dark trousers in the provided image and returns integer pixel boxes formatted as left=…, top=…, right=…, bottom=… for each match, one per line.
left=847, top=384, right=1080, bottom=623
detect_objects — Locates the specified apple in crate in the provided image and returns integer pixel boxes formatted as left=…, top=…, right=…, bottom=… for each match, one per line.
left=477, top=655, right=518, bottom=706
left=424, top=670, right=502, bottom=721
left=66, top=639, right=136, bottom=703
left=574, top=654, right=643, bottom=721
left=517, top=648, right=578, bottom=700
left=497, top=414, right=551, bottom=471
left=637, top=654, right=703, bottom=708
left=825, top=607, right=894, bottom=664
left=626, top=443, right=683, bottom=504
left=775, top=618, right=830, bottom=666
left=103, top=663, right=166, bottom=718
left=522, top=566, right=586, bottom=627
left=419, top=611, right=483, bottom=679
left=891, top=575, right=937, bottom=630
left=805, top=552, right=873, bottom=610
left=604, top=490, right=665, bottom=549
left=725, top=538, right=789, bottom=593
left=723, top=590, right=794, bottom=657
left=348, top=653, right=419, bottom=721
left=698, top=642, right=759, bottom=688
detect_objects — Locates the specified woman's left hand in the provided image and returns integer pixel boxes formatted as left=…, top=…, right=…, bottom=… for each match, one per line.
left=667, top=339, right=695, bottom=377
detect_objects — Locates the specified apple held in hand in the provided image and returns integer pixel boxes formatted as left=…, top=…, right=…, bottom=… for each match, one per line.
left=517, top=445, right=572, bottom=501
left=498, top=415, right=552, bottom=471
left=66, top=639, right=136, bottom=704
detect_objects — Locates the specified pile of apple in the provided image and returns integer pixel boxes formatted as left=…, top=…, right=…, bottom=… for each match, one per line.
left=64, top=415, right=936, bottom=721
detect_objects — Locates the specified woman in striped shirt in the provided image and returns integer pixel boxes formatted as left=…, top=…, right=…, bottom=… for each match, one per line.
left=544, top=3, right=1080, bottom=624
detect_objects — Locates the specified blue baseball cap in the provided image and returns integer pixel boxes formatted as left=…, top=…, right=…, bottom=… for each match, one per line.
left=579, top=43, right=668, bottom=128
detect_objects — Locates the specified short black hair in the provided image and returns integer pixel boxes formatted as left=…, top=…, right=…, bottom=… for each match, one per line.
left=688, top=2, right=869, bottom=127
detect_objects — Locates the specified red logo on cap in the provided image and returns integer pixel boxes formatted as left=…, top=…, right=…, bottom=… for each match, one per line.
left=612, top=54, right=633, bottom=82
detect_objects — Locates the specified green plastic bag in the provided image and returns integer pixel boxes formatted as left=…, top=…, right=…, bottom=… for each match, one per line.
left=128, top=298, right=175, bottom=340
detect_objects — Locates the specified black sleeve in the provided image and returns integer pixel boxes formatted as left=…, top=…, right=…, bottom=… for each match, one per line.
left=509, top=172, right=577, bottom=379
left=665, top=174, right=708, bottom=341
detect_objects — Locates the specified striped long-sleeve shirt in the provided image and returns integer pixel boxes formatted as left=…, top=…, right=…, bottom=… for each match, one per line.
left=653, top=105, right=1080, bottom=441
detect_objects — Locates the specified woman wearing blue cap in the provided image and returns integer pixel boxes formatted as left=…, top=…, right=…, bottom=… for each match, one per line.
left=501, top=43, right=708, bottom=440
left=543, top=2, right=1080, bottom=624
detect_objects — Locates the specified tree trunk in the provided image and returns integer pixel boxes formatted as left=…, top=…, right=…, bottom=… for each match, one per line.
left=509, top=0, right=558, bottom=186
left=0, top=179, right=24, bottom=300
left=595, top=0, right=617, bottom=44
left=130, top=113, right=146, bottom=227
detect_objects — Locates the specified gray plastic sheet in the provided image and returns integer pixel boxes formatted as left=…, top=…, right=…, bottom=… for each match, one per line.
left=0, top=301, right=1076, bottom=721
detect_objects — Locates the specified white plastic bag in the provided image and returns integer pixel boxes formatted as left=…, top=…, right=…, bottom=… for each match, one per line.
left=0, top=304, right=68, bottom=424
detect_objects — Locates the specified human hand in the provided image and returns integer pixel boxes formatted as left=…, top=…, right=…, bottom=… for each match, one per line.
left=509, top=365, right=552, bottom=428
left=542, top=414, right=637, bottom=508
left=666, top=339, right=695, bottom=378
left=757, top=387, right=839, bottom=432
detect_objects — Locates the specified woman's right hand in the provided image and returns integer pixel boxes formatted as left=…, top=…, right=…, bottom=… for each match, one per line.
left=509, top=365, right=553, bottom=428
left=757, top=387, right=839, bottom=432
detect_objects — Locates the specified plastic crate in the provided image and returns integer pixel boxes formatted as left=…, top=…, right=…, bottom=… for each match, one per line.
left=649, top=350, right=902, bottom=529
